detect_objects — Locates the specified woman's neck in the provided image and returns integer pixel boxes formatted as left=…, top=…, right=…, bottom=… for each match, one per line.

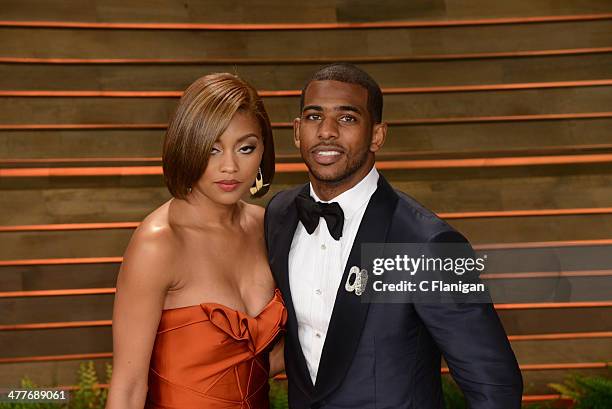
left=171, top=190, right=243, bottom=230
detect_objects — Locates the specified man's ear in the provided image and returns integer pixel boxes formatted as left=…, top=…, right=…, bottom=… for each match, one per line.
left=369, top=122, right=387, bottom=153
left=293, top=117, right=301, bottom=149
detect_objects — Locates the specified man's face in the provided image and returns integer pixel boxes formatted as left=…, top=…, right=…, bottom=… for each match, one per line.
left=294, top=80, right=384, bottom=186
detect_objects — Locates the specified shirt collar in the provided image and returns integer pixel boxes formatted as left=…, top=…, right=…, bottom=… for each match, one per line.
left=309, top=166, right=379, bottom=220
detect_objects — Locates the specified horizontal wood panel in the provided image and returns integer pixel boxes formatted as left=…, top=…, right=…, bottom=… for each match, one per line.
left=2, top=274, right=610, bottom=304
left=1, top=20, right=611, bottom=59
left=2, top=1, right=611, bottom=23
left=4, top=119, right=612, bottom=159
left=449, top=213, right=612, bottom=247
left=0, top=229, right=132, bottom=260
left=5, top=147, right=612, bottom=167
left=498, top=306, right=612, bottom=335
left=0, top=186, right=170, bottom=225
left=1, top=166, right=611, bottom=224
left=2, top=86, right=612, bottom=124
left=0, top=52, right=612, bottom=91
left=1, top=295, right=610, bottom=329
left=381, top=164, right=612, bottom=213
left=486, top=275, right=612, bottom=303
left=3, top=213, right=612, bottom=259
left=0, top=294, right=113, bottom=325
left=0, top=263, right=119, bottom=292
left=511, top=338, right=612, bottom=365
left=1, top=328, right=610, bottom=371
left=0, top=327, right=112, bottom=358
left=2, top=53, right=612, bottom=90
left=1, top=241, right=610, bottom=292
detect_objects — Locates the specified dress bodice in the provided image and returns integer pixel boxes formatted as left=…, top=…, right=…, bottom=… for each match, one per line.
left=145, top=289, right=287, bottom=409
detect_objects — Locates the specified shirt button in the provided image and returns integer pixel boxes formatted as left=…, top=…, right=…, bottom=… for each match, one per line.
left=321, top=244, right=326, bottom=250
left=315, top=289, right=322, bottom=295
left=315, top=333, right=322, bottom=338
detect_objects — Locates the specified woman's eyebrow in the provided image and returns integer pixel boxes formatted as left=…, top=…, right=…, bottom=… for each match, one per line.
left=236, top=133, right=260, bottom=142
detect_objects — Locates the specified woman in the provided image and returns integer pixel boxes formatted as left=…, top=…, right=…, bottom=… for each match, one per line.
left=106, top=73, right=286, bottom=409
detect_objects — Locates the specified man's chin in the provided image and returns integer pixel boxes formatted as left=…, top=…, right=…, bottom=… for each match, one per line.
left=308, top=167, right=351, bottom=185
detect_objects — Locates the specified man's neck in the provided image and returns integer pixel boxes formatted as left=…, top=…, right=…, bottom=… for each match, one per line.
left=310, top=163, right=374, bottom=201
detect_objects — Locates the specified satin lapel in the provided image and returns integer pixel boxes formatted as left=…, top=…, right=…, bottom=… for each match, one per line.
left=269, top=184, right=314, bottom=394
left=312, top=175, right=399, bottom=403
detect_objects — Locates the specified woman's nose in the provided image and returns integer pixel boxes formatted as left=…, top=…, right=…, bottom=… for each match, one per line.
left=219, top=152, right=238, bottom=173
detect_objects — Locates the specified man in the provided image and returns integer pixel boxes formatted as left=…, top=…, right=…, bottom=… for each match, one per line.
left=265, top=63, right=522, bottom=408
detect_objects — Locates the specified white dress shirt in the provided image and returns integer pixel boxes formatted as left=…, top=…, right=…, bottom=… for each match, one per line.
left=288, top=166, right=379, bottom=384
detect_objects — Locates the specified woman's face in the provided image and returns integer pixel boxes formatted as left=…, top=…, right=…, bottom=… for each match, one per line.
left=193, top=110, right=264, bottom=206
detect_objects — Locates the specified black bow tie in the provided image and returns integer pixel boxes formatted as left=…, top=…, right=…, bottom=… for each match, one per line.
left=295, top=192, right=345, bottom=240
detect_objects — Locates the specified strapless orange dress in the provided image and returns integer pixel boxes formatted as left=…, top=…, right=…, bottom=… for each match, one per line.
left=145, top=289, right=287, bottom=409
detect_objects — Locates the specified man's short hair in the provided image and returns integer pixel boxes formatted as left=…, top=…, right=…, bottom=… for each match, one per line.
left=300, top=63, right=383, bottom=124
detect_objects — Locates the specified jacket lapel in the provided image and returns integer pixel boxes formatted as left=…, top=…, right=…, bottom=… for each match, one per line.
left=312, top=175, right=399, bottom=403
left=269, top=184, right=315, bottom=394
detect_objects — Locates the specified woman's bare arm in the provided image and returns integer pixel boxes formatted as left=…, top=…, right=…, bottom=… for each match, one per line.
left=269, top=336, right=285, bottom=377
left=105, top=224, right=176, bottom=409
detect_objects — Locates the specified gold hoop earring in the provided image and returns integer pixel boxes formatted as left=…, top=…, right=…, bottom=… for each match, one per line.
left=250, top=167, right=270, bottom=195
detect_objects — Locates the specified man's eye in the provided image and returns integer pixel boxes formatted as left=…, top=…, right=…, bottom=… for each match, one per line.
left=239, top=145, right=256, bottom=154
left=305, top=113, right=322, bottom=121
left=339, top=115, right=356, bottom=122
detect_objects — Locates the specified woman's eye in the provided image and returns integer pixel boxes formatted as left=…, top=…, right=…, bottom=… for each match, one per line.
left=210, top=147, right=221, bottom=155
left=239, top=145, right=256, bottom=154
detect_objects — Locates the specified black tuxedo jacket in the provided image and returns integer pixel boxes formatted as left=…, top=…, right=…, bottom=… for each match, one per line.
left=265, top=175, right=523, bottom=409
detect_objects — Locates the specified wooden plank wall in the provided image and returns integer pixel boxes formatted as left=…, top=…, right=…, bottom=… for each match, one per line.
left=0, top=0, right=611, bottom=404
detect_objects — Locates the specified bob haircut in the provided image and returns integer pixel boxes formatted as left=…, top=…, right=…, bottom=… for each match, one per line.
left=163, top=73, right=275, bottom=199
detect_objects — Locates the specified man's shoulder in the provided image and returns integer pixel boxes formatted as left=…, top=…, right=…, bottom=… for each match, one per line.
left=391, top=189, right=468, bottom=243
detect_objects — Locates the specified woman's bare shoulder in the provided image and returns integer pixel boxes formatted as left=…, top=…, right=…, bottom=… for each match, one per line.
left=133, top=202, right=177, bottom=247
left=119, top=201, right=178, bottom=288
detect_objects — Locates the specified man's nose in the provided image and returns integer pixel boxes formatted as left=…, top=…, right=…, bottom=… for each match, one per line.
left=318, top=117, right=339, bottom=140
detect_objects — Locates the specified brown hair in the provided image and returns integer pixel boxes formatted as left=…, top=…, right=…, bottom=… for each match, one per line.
left=162, top=73, right=275, bottom=199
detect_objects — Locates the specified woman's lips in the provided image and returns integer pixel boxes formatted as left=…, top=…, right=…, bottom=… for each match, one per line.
left=215, top=181, right=241, bottom=192
left=312, top=149, right=343, bottom=165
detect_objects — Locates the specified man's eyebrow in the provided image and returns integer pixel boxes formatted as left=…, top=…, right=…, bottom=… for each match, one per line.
left=336, top=105, right=362, bottom=114
left=302, top=104, right=363, bottom=114
left=302, top=104, right=323, bottom=112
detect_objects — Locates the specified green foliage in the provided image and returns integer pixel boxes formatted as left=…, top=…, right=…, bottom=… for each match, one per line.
left=0, top=377, right=62, bottom=409
left=68, top=362, right=106, bottom=409
left=549, top=373, right=612, bottom=409
left=5, top=363, right=610, bottom=409
left=442, top=377, right=467, bottom=409
left=0, top=362, right=109, bottom=409
left=522, top=403, right=555, bottom=409
left=269, top=379, right=289, bottom=409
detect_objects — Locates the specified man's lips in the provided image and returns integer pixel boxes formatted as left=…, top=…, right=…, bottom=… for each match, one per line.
left=215, top=180, right=241, bottom=192
left=311, top=146, right=344, bottom=165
